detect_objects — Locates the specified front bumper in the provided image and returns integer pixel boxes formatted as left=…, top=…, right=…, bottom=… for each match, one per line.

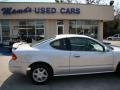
left=9, top=60, right=27, bottom=75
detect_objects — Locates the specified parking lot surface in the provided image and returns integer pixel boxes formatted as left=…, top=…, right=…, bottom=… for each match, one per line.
left=1, top=56, right=120, bottom=90
left=104, top=40, right=120, bottom=47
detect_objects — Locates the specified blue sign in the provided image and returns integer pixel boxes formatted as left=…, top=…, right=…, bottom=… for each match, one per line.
left=0, top=7, right=80, bottom=15
left=60, top=8, right=80, bottom=14
left=35, top=7, right=57, bottom=14
left=1, top=7, right=32, bottom=15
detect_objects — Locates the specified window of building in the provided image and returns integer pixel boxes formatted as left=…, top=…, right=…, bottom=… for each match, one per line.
left=15, top=20, right=45, bottom=41
left=57, top=20, right=64, bottom=25
left=0, top=20, right=10, bottom=43
left=69, top=20, right=98, bottom=39
left=69, top=20, right=76, bottom=34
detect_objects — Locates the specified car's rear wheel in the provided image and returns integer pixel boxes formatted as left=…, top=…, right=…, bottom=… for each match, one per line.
left=108, top=38, right=112, bottom=40
left=30, top=65, right=51, bottom=84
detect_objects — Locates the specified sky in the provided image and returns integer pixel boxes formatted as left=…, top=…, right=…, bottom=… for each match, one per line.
left=0, top=0, right=120, bottom=8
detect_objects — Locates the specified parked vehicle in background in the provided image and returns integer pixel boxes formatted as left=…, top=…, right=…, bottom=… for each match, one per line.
left=9, top=34, right=120, bottom=84
left=107, top=34, right=120, bottom=40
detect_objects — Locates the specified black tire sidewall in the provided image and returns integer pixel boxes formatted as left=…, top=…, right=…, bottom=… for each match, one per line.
left=116, top=64, right=120, bottom=75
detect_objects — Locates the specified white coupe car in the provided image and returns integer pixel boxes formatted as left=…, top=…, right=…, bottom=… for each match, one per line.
left=107, top=34, right=120, bottom=40
left=9, top=34, right=120, bottom=84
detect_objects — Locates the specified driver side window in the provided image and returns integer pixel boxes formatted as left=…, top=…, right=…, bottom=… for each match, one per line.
left=70, top=37, right=89, bottom=51
left=87, top=39, right=104, bottom=52
left=69, top=37, right=104, bottom=52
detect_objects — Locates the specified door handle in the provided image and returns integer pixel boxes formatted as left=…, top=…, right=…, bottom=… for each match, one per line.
left=73, top=55, right=80, bottom=58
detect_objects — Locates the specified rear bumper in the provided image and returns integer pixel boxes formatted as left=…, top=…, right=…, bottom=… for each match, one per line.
left=9, top=60, right=27, bottom=75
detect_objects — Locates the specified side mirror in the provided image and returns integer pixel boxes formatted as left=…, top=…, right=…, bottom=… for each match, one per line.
left=105, top=49, right=110, bottom=52
left=104, top=46, right=110, bottom=52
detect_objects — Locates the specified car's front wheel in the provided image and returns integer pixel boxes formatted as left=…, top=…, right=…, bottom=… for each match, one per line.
left=30, top=65, right=51, bottom=84
left=116, top=63, right=120, bottom=75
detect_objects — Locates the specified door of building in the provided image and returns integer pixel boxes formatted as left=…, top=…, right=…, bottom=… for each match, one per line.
left=57, top=25, right=64, bottom=35
left=0, top=24, right=2, bottom=43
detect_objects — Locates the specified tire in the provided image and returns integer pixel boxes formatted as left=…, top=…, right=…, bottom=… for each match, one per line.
left=30, top=65, right=52, bottom=84
left=116, top=64, right=120, bottom=75
left=108, top=38, right=112, bottom=40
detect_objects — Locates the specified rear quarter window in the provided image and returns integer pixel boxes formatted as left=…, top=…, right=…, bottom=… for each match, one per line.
left=50, top=38, right=67, bottom=50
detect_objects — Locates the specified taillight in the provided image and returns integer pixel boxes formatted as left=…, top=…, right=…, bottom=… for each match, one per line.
left=11, top=53, right=17, bottom=61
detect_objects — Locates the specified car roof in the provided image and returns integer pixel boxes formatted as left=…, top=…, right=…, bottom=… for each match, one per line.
left=55, top=34, right=91, bottom=39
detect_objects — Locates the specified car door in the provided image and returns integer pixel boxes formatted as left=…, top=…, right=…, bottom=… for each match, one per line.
left=113, top=34, right=119, bottom=40
left=69, top=37, right=114, bottom=74
left=118, top=34, right=120, bottom=40
left=50, top=38, right=70, bottom=75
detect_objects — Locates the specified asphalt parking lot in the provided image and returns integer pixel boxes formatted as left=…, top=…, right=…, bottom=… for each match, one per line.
left=0, top=41, right=120, bottom=90
left=1, top=57, right=120, bottom=90
left=104, top=40, right=120, bottom=47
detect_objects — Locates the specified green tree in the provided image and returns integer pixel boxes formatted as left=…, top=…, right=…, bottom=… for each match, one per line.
left=55, top=0, right=64, bottom=3
left=103, top=19, right=120, bottom=38
left=55, top=0, right=60, bottom=3
left=55, top=0, right=76, bottom=3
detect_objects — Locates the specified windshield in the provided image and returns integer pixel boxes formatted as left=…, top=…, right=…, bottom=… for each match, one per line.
left=113, top=34, right=118, bottom=37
